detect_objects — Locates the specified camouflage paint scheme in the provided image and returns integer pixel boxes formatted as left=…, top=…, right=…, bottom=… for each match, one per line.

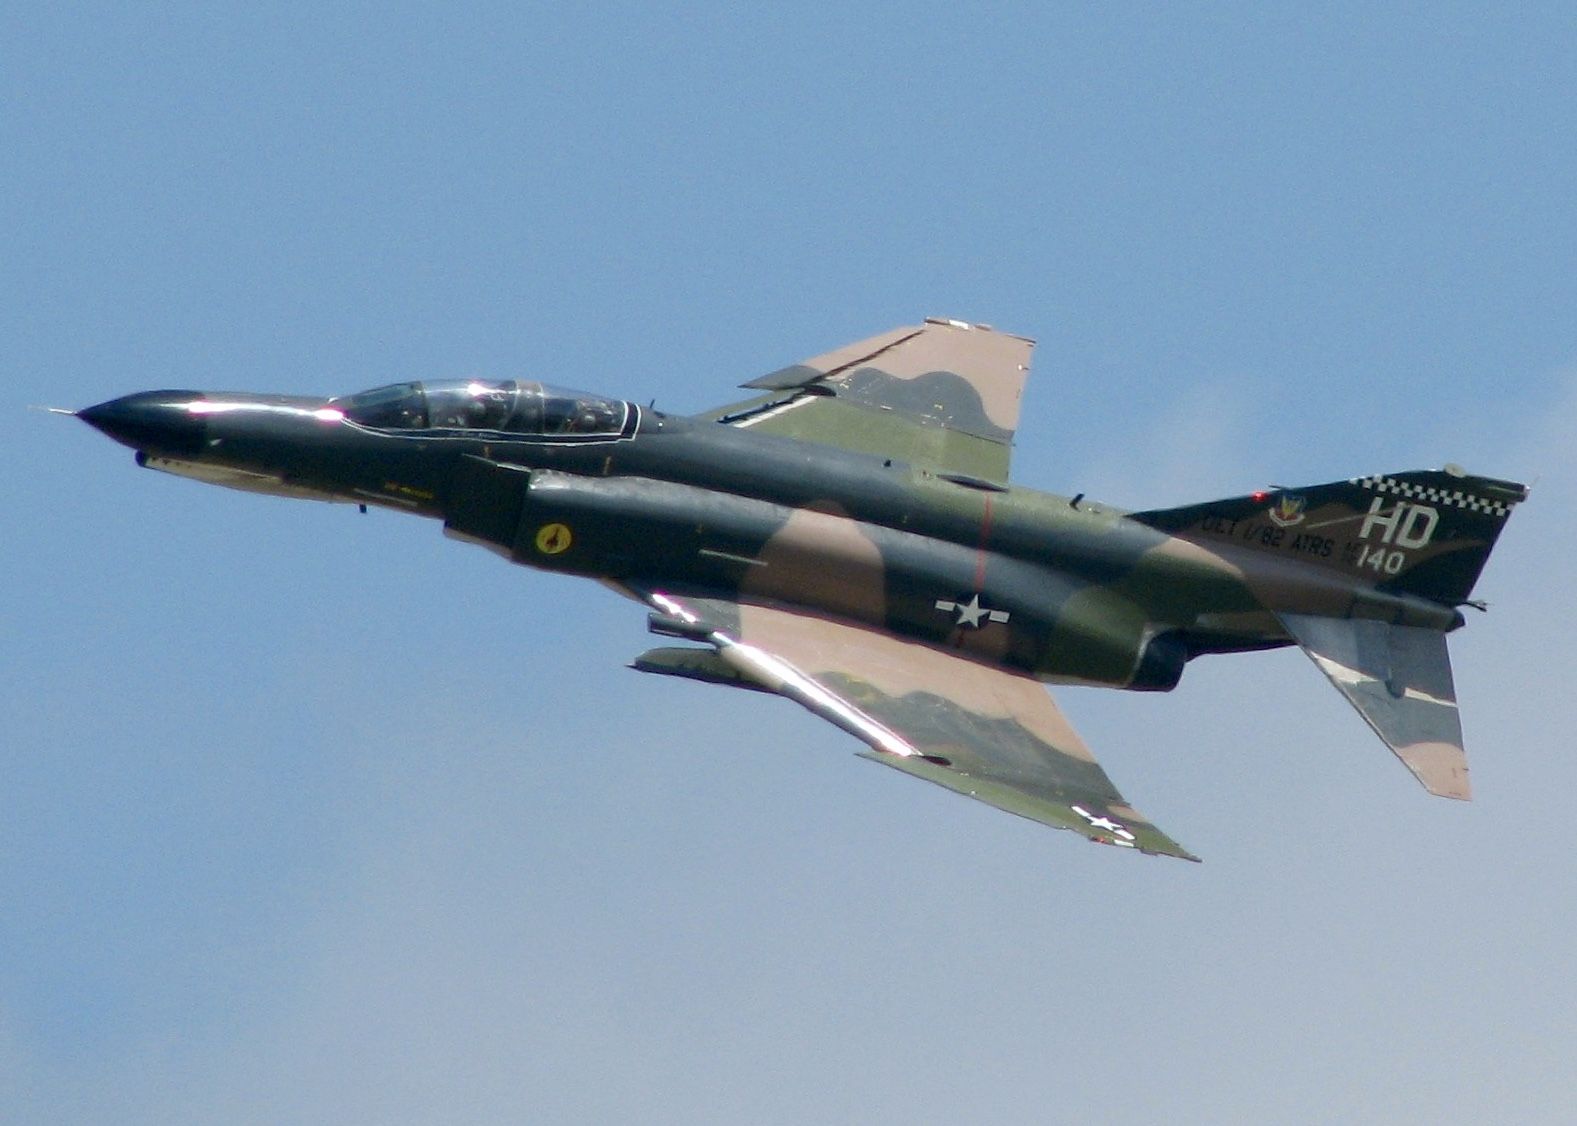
left=77, top=319, right=1528, bottom=861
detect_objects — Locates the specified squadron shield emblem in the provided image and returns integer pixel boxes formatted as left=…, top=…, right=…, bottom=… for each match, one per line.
left=1266, top=493, right=1307, bottom=528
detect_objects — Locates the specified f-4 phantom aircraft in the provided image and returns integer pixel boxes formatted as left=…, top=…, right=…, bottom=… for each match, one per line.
left=78, top=319, right=1527, bottom=860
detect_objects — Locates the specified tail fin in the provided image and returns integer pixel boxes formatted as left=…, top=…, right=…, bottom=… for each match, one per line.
left=1133, top=467, right=1529, bottom=800
left=1131, top=466, right=1529, bottom=606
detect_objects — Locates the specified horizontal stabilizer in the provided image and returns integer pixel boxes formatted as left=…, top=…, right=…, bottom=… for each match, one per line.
left=1279, top=613, right=1469, bottom=799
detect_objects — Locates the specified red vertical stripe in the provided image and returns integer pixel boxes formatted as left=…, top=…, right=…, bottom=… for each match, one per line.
left=973, top=494, right=994, bottom=589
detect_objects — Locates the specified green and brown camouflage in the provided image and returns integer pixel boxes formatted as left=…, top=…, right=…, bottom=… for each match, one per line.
left=708, top=317, right=1031, bottom=481
left=76, top=319, right=1528, bottom=860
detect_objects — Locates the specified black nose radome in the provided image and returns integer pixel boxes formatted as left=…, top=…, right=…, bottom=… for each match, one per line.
left=78, top=391, right=208, bottom=457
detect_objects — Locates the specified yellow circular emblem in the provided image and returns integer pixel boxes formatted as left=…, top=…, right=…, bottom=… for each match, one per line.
left=534, top=523, right=573, bottom=555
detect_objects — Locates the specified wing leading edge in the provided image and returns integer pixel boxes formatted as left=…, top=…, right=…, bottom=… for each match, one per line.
left=629, top=588, right=1198, bottom=861
left=702, top=318, right=1034, bottom=483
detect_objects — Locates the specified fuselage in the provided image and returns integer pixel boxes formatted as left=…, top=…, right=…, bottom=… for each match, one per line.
left=81, top=381, right=1303, bottom=691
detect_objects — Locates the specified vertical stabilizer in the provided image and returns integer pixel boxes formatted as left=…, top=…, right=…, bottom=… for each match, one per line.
left=1278, top=613, right=1469, bottom=799
left=1131, top=467, right=1528, bottom=607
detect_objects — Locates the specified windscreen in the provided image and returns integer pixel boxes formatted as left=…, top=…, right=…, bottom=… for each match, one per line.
left=335, top=382, right=428, bottom=429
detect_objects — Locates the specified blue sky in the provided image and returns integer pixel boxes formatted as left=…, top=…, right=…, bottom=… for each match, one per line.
left=5, top=5, right=1575, bottom=1123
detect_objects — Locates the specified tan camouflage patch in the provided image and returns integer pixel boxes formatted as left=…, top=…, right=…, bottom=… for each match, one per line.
left=751, top=325, right=920, bottom=387
left=747, top=319, right=1033, bottom=435
left=1394, top=740, right=1471, bottom=800
left=741, top=504, right=887, bottom=625
left=731, top=601, right=1100, bottom=764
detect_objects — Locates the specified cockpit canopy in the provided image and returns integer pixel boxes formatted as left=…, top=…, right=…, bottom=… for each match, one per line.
left=333, top=380, right=632, bottom=438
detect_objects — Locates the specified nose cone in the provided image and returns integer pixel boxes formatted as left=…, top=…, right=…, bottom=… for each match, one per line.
left=78, top=391, right=208, bottom=457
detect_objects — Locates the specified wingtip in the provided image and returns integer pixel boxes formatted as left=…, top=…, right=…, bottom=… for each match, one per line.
left=1398, top=742, right=1471, bottom=801
left=922, top=316, right=1036, bottom=345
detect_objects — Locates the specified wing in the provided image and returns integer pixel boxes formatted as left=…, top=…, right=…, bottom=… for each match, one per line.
left=701, top=318, right=1034, bottom=483
left=630, top=588, right=1198, bottom=861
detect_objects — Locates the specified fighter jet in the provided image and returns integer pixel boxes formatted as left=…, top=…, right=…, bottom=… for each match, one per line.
left=77, top=319, right=1527, bottom=860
